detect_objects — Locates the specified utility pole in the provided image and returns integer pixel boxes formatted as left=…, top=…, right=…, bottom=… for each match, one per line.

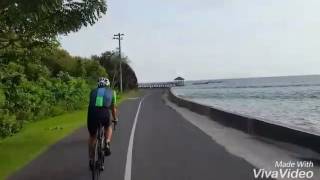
left=113, top=33, right=125, bottom=92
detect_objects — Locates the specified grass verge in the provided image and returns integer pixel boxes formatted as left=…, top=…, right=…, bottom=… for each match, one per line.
left=0, top=89, right=141, bottom=180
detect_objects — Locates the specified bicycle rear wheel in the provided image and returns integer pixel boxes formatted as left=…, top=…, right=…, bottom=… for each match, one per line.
left=92, top=141, right=100, bottom=180
left=98, top=128, right=105, bottom=172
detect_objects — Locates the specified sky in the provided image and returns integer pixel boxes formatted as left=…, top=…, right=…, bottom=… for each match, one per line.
left=60, top=0, right=320, bottom=82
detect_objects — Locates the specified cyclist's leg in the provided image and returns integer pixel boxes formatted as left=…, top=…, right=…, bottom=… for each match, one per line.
left=103, top=110, right=112, bottom=142
left=87, top=109, right=98, bottom=161
left=103, top=125, right=112, bottom=156
left=105, top=125, right=112, bottom=142
left=102, top=112, right=112, bottom=156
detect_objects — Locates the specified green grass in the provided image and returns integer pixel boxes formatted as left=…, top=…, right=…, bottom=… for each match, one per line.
left=0, top=90, right=141, bottom=180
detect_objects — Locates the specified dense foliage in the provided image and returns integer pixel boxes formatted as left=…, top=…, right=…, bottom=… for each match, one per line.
left=0, top=1, right=137, bottom=138
left=0, top=48, right=109, bottom=138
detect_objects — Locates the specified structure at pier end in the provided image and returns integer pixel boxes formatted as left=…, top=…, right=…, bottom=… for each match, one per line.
left=174, top=76, right=185, bottom=86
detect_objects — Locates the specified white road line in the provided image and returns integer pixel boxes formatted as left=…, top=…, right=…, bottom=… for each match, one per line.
left=124, top=96, right=147, bottom=180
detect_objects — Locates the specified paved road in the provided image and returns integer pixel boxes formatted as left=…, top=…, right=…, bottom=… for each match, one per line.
left=9, top=89, right=257, bottom=180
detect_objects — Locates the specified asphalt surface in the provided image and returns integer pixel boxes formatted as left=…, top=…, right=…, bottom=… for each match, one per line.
left=9, top=89, right=258, bottom=180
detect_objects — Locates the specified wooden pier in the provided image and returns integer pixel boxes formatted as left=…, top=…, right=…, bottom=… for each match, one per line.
left=138, top=77, right=185, bottom=89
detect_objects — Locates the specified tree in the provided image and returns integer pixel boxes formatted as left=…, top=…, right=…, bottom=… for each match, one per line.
left=0, top=0, right=107, bottom=50
left=92, top=51, right=138, bottom=90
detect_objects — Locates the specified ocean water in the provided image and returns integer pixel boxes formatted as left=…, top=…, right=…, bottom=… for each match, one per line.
left=171, top=75, right=320, bottom=135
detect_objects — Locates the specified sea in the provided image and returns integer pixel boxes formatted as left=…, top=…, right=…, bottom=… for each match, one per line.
left=171, top=75, right=320, bottom=135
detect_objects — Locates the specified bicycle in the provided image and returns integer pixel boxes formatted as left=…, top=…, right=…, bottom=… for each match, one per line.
left=91, top=120, right=117, bottom=180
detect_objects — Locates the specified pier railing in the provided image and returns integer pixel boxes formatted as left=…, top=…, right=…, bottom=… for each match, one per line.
left=138, top=81, right=183, bottom=88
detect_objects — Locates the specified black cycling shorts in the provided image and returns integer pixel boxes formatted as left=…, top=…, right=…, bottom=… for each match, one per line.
left=87, top=107, right=111, bottom=136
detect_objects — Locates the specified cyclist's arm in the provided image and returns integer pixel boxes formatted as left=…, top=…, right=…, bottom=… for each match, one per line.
left=110, top=90, right=117, bottom=120
left=111, top=104, right=117, bottom=120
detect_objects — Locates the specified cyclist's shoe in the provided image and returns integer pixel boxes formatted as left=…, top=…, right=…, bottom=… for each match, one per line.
left=100, top=165, right=105, bottom=171
left=89, top=159, right=94, bottom=171
left=105, top=141, right=111, bottom=156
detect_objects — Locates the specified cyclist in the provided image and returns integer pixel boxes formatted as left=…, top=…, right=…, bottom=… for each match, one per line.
left=87, top=77, right=118, bottom=170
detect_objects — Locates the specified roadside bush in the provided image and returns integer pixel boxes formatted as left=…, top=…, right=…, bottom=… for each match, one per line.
left=0, top=85, right=21, bottom=138
left=0, top=46, right=137, bottom=139
left=53, top=74, right=90, bottom=110
left=85, top=60, right=107, bottom=77
left=50, top=104, right=66, bottom=116
left=25, top=63, right=51, bottom=81
left=0, top=49, right=99, bottom=138
left=0, top=109, right=19, bottom=138
left=0, top=86, right=5, bottom=107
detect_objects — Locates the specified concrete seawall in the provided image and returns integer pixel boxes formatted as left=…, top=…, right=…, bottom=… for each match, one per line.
left=168, top=88, right=320, bottom=153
